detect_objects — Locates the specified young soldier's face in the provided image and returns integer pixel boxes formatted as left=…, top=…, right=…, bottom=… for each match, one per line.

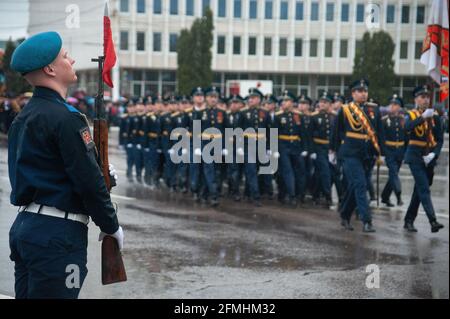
left=333, top=101, right=342, bottom=111
left=193, top=95, right=204, bottom=105
left=390, top=103, right=401, bottom=114
left=318, top=100, right=330, bottom=112
left=351, top=89, right=368, bottom=104
left=282, top=99, right=293, bottom=110
left=206, top=95, right=218, bottom=106
left=248, top=96, right=261, bottom=107
left=298, top=103, right=310, bottom=113
left=50, top=48, right=77, bottom=85
left=415, top=94, right=430, bottom=109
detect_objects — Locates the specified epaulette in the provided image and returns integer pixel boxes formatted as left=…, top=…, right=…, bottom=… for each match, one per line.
left=146, top=112, right=154, bottom=117
left=275, top=110, right=284, bottom=116
left=64, top=103, right=80, bottom=113
left=240, top=106, right=249, bottom=112
left=310, top=111, right=319, bottom=116
left=330, top=110, right=338, bottom=116
left=194, top=106, right=206, bottom=112
left=171, top=112, right=180, bottom=117
left=121, top=113, right=128, bottom=118
left=184, top=107, right=193, bottom=113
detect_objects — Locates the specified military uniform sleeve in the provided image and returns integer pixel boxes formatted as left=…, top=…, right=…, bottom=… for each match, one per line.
left=330, top=109, right=343, bottom=152
left=432, top=114, right=444, bottom=158
left=56, top=113, right=119, bottom=234
left=375, top=109, right=386, bottom=156
left=405, top=112, right=425, bottom=132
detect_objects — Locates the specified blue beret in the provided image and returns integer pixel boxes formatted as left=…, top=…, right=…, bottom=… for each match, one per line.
left=11, top=31, right=62, bottom=74
left=413, top=85, right=431, bottom=97
left=350, top=78, right=369, bottom=91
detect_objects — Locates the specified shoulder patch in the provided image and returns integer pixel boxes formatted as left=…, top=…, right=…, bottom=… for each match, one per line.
left=79, top=127, right=95, bottom=151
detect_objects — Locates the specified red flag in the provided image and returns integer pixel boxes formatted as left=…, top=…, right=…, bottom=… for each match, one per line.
left=420, top=0, right=449, bottom=102
left=102, top=2, right=116, bottom=88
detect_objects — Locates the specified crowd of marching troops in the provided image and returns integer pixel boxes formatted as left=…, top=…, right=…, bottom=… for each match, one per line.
left=119, top=79, right=445, bottom=233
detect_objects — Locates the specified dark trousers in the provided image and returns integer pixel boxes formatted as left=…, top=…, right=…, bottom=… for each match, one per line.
left=279, top=151, right=304, bottom=200
left=133, top=147, right=144, bottom=178
left=381, top=155, right=403, bottom=201
left=405, top=162, right=437, bottom=223
left=313, top=152, right=332, bottom=199
left=125, top=144, right=135, bottom=177
left=340, top=157, right=372, bottom=223
left=9, top=212, right=88, bottom=299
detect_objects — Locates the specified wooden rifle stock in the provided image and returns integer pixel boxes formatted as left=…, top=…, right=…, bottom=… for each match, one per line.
left=92, top=56, right=127, bottom=285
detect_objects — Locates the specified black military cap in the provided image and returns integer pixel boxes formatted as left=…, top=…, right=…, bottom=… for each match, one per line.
left=333, top=92, right=345, bottom=103
left=389, top=94, right=404, bottom=108
left=205, top=86, right=220, bottom=96
left=350, top=78, right=369, bottom=91
left=191, top=87, right=204, bottom=97
left=297, top=94, right=313, bottom=105
left=319, top=91, right=333, bottom=102
left=228, top=94, right=244, bottom=104
left=263, top=94, right=278, bottom=104
left=247, top=88, right=263, bottom=99
left=281, top=90, right=297, bottom=102
left=412, top=84, right=431, bottom=97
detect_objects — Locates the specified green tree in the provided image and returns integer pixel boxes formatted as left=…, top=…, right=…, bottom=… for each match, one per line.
left=176, top=8, right=214, bottom=94
left=352, top=31, right=396, bottom=104
left=2, top=38, right=31, bottom=95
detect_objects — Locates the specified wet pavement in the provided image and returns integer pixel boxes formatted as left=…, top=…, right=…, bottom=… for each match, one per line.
left=0, top=131, right=448, bottom=299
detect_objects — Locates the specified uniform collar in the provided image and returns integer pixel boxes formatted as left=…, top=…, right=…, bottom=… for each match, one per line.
left=33, top=86, right=66, bottom=103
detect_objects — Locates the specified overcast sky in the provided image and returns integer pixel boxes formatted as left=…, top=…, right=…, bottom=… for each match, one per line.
left=0, top=0, right=29, bottom=40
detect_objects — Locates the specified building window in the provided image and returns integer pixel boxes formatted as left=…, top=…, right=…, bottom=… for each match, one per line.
left=186, top=0, right=194, bottom=16
left=170, top=0, right=178, bottom=14
left=311, top=2, right=319, bottom=21
left=202, top=0, right=210, bottom=15
left=136, top=32, right=145, bottom=51
left=265, top=1, right=273, bottom=19
left=310, top=39, right=318, bottom=57
left=326, top=3, right=334, bottom=21
left=249, top=0, right=257, bottom=19
left=154, top=0, right=162, bottom=14
left=249, top=37, right=257, bottom=55
left=137, top=0, right=145, bottom=13
left=401, top=5, right=410, bottom=23
left=400, top=41, right=408, bottom=59
left=294, top=38, right=302, bottom=56
left=386, top=5, right=395, bottom=23
left=355, top=40, right=363, bottom=54
left=120, top=31, right=129, bottom=50
left=356, top=4, right=364, bottom=22
left=120, top=0, right=129, bottom=12
left=280, top=1, right=288, bottom=20
left=415, top=41, right=422, bottom=59
left=169, top=33, right=178, bottom=52
left=153, top=32, right=161, bottom=52
left=264, top=37, right=272, bottom=56
left=340, top=39, right=348, bottom=58
left=218, top=0, right=226, bottom=17
left=234, top=0, right=241, bottom=18
left=233, top=36, right=241, bottom=54
left=341, top=3, right=349, bottom=22
left=325, top=39, right=333, bottom=57
left=217, top=35, right=225, bottom=54
left=279, top=38, right=287, bottom=56
left=295, top=2, right=304, bottom=20
left=416, top=6, right=425, bottom=24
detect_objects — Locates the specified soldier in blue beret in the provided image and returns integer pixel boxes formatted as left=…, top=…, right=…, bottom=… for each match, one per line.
left=8, top=31, right=123, bottom=298
left=403, top=85, right=444, bottom=233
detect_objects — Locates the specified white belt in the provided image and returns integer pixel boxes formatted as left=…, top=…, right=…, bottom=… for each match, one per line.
left=19, top=203, right=90, bottom=225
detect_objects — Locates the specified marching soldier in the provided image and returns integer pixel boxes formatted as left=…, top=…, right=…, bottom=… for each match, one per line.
left=272, top=91, right=309, bottom=207
left=331, top=79, right=384, bottom=233
left=160, top=96, right=175, bottom=188
left=309, top=92, right=334, bottom=207
left=124, top=100, right=137, bottom=182
left=365, top=98, right=380, bottom=201
left=330, top=93, right=346, bottom=203
left=403, top=85, right=444, bottom=233
left=143, top=97, right=161, bottom=188
left=381, top=95, right=406, bottom=207
left=133, top=98, right=146, bottom=183
left=238, top=88, right=270, bottom=207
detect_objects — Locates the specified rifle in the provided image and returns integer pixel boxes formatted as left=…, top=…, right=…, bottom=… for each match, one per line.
left=92, top=55, right=127, bottom=285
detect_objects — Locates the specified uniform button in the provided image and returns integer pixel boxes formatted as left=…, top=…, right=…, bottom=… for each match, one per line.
left=326, top=130, right=330, bottom=134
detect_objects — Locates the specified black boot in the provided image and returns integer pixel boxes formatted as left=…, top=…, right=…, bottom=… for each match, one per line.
left=253, top=200, right=263, bottom=207
left=233, top=194, right=241, bottom=202
left=381, top=198, right=394, bottom=207
left=396, top=193, right=404, bottom=206
left=289, top=198, right=298, bottom=208
left=404, top=221, right=418, bottom=232
left=363, top=222, right=376, bottom=233
left=210, top=198, right=219, bottom=207
left=341, top=219, right=354, bottom=231
left=431, top=220, right=444, bottom=233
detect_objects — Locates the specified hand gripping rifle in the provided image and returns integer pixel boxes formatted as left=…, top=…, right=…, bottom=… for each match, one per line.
left=92, top=56, right=127, bottom=285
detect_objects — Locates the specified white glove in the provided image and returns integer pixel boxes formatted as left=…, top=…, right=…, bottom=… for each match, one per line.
left=222, top=149, right=229, bottom=156
left=267, top=150, right=272, bottom=156
left=421, top=109, right=434, bottom=119
left=99, top=226, right=124, bottom=251
left=126, top=143, right=133, bottom=148
left=328, top=152, right=336, bottom=164
left=194, top=148, right=202, bottom=156
left=310, top=153, right=317, bottom=160
left=109, top=164, right=118, bottom=183
left=157, top=149, right=162, bottom=154
left=181, top=148, right=188, bottom=155
left=379, top=156, right=385, bottom=165
left=273, top=151, right=280, bottom=159
left=237, top=148, right=245, bottom=156
left=144, top=148, right=150, bottom=152
left=301, top=151, right=308, bottom=157
left=136, top=144, right=142, bottom=150
left=423, top=152, right=436, bottom=166
left=168, top=148, right=175, bottom=155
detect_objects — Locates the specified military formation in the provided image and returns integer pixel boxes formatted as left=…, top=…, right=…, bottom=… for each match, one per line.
left=119, top=80, right=445, bottom=233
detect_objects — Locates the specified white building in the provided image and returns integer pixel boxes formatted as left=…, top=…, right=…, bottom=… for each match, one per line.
left=27, top=0, right=431, bottom=103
